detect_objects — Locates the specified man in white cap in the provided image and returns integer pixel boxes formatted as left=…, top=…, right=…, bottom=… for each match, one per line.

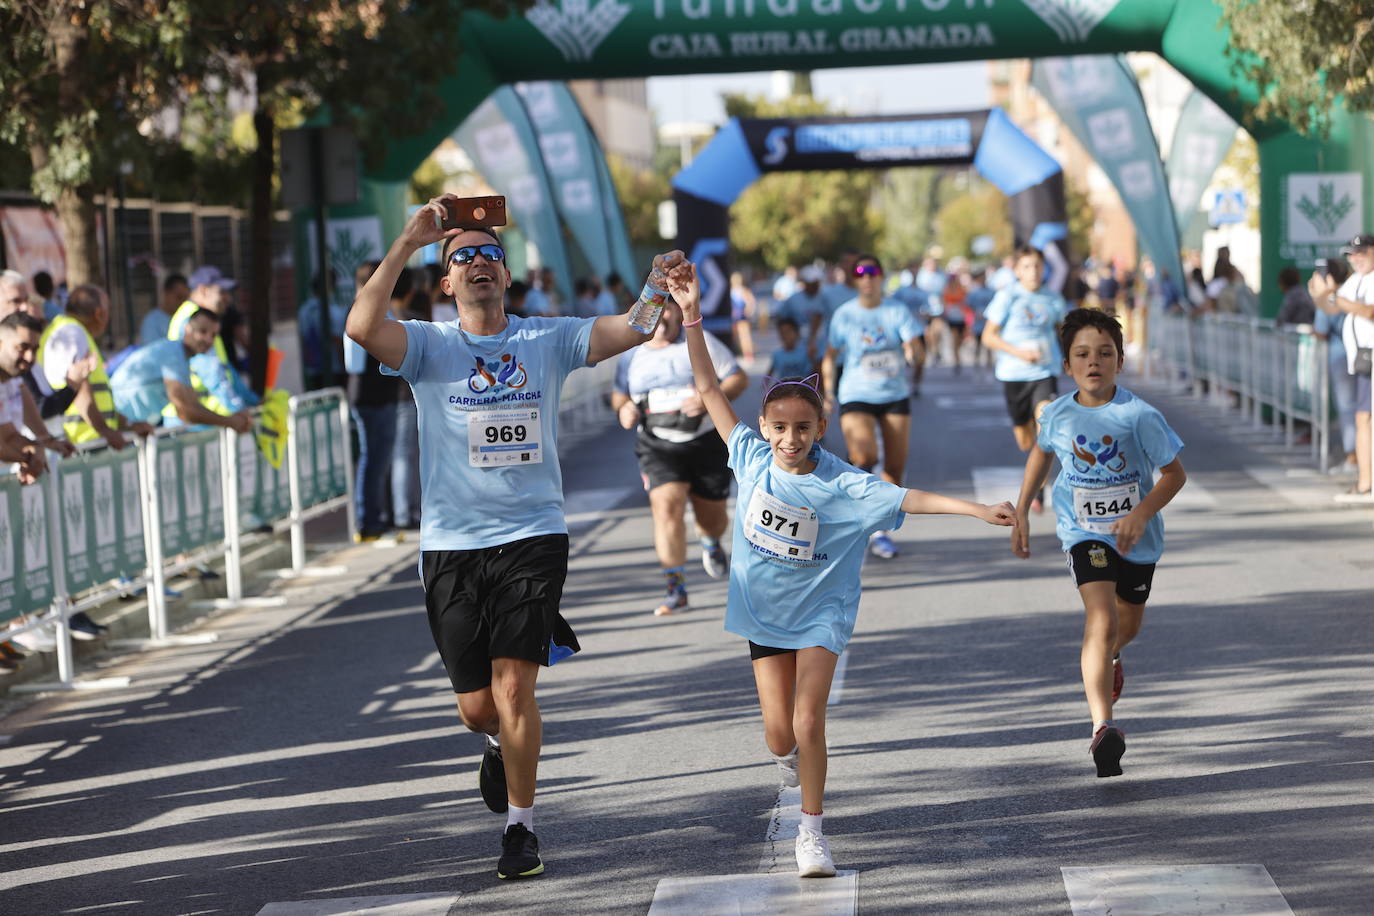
left=778, top=265, right=828, bottom=362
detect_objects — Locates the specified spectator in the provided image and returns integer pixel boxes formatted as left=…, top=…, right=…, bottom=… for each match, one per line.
left=0, top=313, right=50, bottom=481
left=506, top=280, right=529, bottom=317
left=110, top=308, right=251, bottom=433
left=772, top=264, right=798, bottom=306
left=521, top=269, right=549, bottom=317
left=0, top=271, right=39, bottom=321
left=40, top=284, right=152, bottom=449
left=299, top=268, right=347, bottom=381
left=778, top=265, right=828, bottom=362
left=729, top=270, right=756, bottom=360
left=539, top=266, right=562, bottom=316
left=0, top=271, right=91, bottom=438
left=573, top=277, right=599, bottom=317
left=1309, top=234, right=1374, bottom=500
left=140, top=273, right=189, bottom=345
left=595, top=273, right=627, bottom=317
left=1313, top=257, right=1358, bottom=472
left=346, top=261, right=401, bottom=541
left=167, top=266, right=257, bottom=421
left=1276, top=266, right=1316, bottom=327
left=32, top=271, right=60, bottom=323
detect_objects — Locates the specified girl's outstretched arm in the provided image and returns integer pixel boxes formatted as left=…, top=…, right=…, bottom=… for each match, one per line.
left=664, top=256, right=740, bottom=443
left=901, top=489, right=1015, bottom=526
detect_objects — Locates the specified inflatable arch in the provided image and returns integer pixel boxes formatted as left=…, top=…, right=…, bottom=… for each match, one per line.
left=343, top=0, right=1374, bottom=315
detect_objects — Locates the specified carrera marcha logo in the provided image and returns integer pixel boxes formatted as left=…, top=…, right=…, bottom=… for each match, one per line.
left=468, top=352, right=530, bottom=395
left=1070, top=433, right=1127, bottom=474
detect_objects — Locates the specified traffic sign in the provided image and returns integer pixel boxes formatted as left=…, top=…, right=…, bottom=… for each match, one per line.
left=1210, top=188, right=1247, bottom=226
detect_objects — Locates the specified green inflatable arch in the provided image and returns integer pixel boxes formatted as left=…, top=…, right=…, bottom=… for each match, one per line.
left=346, top=0, right=1374, bottom=314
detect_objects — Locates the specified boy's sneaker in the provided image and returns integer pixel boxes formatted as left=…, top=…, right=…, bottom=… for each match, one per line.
left=1089, top=725, right=1126, bottom=778
left=1112, top=657, right=1124, bottom=702
left=702, top=545, right=729, bottom=579
left=654, top=587, right=689, bottom=617
left=479, top=739, right=508, bottom=813
left=773, top=749, right=800, bottom=788
left=497, top=823, right=544, bottom=879
left=868, top=531, right=897, bottom=559
left=795, top=828, right=836, bottom=878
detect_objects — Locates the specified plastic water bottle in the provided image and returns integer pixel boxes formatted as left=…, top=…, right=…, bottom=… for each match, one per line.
left=627, top=262, right=670, bottom=334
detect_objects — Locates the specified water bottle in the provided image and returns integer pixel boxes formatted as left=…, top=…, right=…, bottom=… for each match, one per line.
left=627, top=262, right=670, bottom=334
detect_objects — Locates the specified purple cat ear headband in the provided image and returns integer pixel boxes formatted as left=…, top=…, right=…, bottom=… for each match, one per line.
left=761, top=373, right=822, bottom=396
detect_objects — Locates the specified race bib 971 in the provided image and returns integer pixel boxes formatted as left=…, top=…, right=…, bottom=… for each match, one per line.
left=1072, top=482, right=1139, bottom=534
left=743, top=489, right=819, bottom=561
left=468, top=406, right=542, bottom=467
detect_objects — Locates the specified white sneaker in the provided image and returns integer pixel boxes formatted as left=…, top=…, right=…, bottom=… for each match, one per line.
left=795, top=827, right=836, bottom=878
left=772, top=749, right=799, bottom=787
left=11, top=626, right=56, bottom=653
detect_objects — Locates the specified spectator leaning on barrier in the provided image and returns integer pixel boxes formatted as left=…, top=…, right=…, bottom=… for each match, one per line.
left=1276, top=267, right=1316, bottom=328
left=1309, top=234, right=1374, bottom=500
left=1313, top=258, right=1358, bottom=471
left=165, top=266, right=258, bottom=423
left=40, top=284, right=152, bottom=449
left=140, top=273, right=190, bottom=346
left=0, top=313, right=51, bottom=483
left=110, top=308, right=251, bottom=434
left=0, top=271, right=86, bottom=444
left=345, top=260, right=402, bottom=541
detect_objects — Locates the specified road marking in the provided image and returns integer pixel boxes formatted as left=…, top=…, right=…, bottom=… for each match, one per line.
left=757, top=784, right=802, bottom=873
left=256, top=894, right=458, bottom=916
left=1244, top=465, right=1349, bottom=508
left=1061, top=864, right=1293, bottom=915
left=935, top=394, right=1007, bottom=411
left=649, top=870, right=857, bottom=915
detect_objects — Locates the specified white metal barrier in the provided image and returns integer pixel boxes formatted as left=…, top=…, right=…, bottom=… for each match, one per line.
left=1145, top=308, right=1332, bottom=471
left=0, top=387, right=354, bottom=692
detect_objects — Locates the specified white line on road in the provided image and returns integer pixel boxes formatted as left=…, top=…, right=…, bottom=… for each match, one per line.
left=826, top=650, right=849, bottom=706
left=649, top=871, right=857, bottom=915
left=1062, top=864, right=1294, bottom=915
left=257, top=895, right=458, bottom=916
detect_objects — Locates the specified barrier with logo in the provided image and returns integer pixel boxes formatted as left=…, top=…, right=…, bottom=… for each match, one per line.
left=1146, top=309, right=1331, bottom=469
left=0, top=387, right=356, bottom=691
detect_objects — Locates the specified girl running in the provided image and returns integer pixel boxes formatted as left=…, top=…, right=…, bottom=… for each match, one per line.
left=667, top=255, right=1015, bottom=877
left=1011, top=308, right=1187, bottom=778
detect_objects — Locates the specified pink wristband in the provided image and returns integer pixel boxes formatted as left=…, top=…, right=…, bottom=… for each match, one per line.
left=682, top=317, right=703, bottom=327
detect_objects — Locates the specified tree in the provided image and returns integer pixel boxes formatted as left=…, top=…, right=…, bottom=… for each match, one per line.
left=722, top=93, right=881, bottom=270
left=606, top=152, right=672, bottom=252
left=933, top=179, right=1013, bottom=262
left=1218, top=0, right=1374, bottom=135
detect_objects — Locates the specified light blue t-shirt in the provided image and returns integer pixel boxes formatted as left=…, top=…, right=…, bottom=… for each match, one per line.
left=769, top=344, right=813, bottom=380
left=827, top=298, right=921, bottom=405
left=983, top=283, right=1068, bottom=382
left=893, top=285, right=931, bottom=331
left=776, top=289, right=826, bottom=339
left=1314, top=309, right=1347, bottom=363
left=725, top=423, right=907, bottom=655
left=110, top=339, right=193, bottom=423
left=381, top=315, right=595, bottom=551
left=139, top=309, right=171, bottom=346
left=1038, top=386, right=1184, bottom=564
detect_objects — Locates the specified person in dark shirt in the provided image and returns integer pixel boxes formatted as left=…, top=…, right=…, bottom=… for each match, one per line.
left=1276, top=266, right=1316, bottom=326
left=347, top=261, right=403, bottom=539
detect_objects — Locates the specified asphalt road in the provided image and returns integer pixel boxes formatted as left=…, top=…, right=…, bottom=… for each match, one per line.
left=2, top=351, right=1371, bottom=915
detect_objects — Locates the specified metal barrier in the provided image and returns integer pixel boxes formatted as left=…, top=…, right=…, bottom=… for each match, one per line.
left=1145, top=309, right=1331, bottom=470
left=0, top=387, right=355, bottom=691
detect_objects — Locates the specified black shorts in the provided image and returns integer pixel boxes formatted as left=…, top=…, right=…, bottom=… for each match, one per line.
left=1066, top=540, right=1156, bottom=604
left=839, top=397, right=911, bottom=418
left=750, top=641, right=795, bottom=660
left=635, top=432, right=732, bottom=500
left=421, top=535, right=580, bottom=694
left=1002, top=376, right=1059, bottom=426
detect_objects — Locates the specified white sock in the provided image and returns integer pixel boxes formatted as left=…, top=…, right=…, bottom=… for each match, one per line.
left=506, top=803, right=533, bottom=830
left=486, top=733, right=500, bottom=748
left=800, top=810, right=823, bottom=834
left=771, top=744, right=798, bottom=764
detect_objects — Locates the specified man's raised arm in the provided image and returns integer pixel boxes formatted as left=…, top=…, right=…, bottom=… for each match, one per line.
left=347, top=199, right=457, bottom=371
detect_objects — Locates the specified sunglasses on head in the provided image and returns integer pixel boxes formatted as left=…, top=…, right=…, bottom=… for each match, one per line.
left=448, top=244, right=506, bottom=266
left=853, top=264, right=882, bottom=277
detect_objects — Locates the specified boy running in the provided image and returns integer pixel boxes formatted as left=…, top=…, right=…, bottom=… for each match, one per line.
left=1012, top=308, right=1187, bottom=777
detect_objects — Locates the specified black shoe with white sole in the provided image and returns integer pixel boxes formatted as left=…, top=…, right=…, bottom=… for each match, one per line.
left=497, top=823, right=544, bottom=879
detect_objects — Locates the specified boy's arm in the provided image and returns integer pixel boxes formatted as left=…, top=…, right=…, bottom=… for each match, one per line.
left=1112, top=458, right=1186, bottom=555
left=665, top=258, right=740, bottom=443
left=901, top=488, right=1014, bottom=525
left=1012, top=446, right=1055, bottom=558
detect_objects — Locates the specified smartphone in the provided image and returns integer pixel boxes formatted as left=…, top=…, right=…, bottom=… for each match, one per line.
left=436, top=195, right=507, bottom=231
left=1314, top=257, right=1328, bottom=277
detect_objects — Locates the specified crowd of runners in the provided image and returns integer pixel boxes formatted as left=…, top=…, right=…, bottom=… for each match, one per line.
left=345, top=195, right=1190, bottom=883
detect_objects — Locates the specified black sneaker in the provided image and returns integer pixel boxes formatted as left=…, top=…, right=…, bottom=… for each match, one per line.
left=497, top=823, right=544, bottom=879
left=1090, top=725, right=1126, bottom=778
left=479, top=739, right=508, bottom=813
left=68, top=612, right=107, bottom=641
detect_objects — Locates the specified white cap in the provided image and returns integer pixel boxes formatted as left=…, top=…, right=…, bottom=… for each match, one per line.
left=799, top=265, right=824, bottom=284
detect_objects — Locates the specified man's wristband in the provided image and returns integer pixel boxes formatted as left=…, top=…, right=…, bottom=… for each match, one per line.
left=682, top=316, right=703, bottom=327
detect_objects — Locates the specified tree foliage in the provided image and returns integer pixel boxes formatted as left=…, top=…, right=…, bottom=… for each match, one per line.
left=722, top=93, right=880, bottom=270
left=933, top=179, right=1013, bottom=263
left=1218, top=0, right=1374, bottom=135
left=606, top=153, right=672, bottom=251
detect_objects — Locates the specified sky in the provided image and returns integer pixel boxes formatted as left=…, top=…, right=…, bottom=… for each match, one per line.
left=646, top=61, right=991, bottom=126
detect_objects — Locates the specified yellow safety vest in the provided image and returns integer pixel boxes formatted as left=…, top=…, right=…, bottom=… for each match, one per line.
left=40, top=314, right=116, bottom=444
left=164, top=300, right=232, bottom=417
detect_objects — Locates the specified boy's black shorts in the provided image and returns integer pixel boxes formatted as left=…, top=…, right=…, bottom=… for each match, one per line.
left=1065, top=540, right=1156, bottom=604
left=421, top=534, right=579, bottom=694
left=1002, top=376, right=1058, bottom=426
